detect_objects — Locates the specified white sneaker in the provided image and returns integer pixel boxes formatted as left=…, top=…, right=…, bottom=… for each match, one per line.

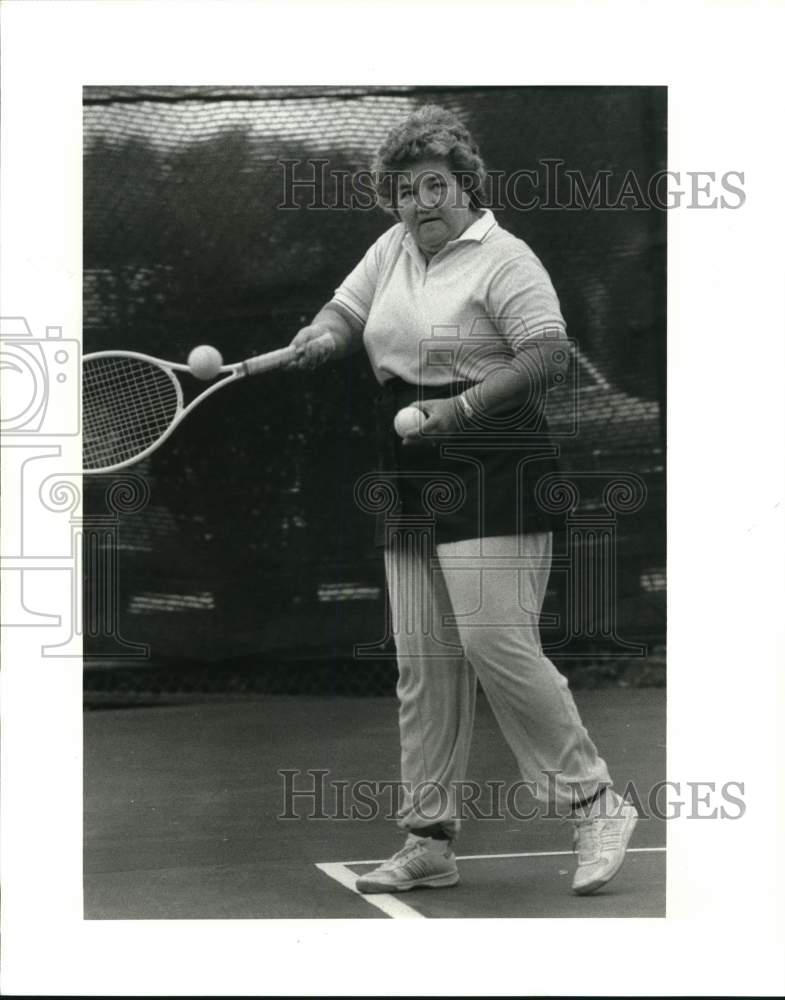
left=572, top=789, right=638, bottom=895
left=355, top=834, right=459, bottom=894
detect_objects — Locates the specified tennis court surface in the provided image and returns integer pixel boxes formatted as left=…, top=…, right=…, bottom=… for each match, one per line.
left=84, top=687, right=665, bottom=919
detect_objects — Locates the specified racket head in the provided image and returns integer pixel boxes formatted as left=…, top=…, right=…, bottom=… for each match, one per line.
left=82, top=352, right=184, bottom=472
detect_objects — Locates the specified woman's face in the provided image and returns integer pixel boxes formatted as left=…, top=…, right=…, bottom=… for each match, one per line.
left=395, top=158, right=477, bottom=258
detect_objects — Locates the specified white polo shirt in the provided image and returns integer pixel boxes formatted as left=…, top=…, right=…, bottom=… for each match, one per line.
left=332, top=209, right=566, bottom=386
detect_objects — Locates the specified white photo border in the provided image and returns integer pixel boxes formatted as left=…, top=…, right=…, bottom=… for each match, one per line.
left=1, top=0, right=784, bottom=996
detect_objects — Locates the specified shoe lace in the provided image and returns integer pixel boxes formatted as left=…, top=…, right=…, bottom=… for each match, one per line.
left=379, top=836, right=426, bottom=871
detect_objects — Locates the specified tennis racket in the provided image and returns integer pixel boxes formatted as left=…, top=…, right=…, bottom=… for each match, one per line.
left=82, top=334, right=333, bottom=474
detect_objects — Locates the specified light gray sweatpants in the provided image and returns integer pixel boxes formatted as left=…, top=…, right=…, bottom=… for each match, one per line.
left=384, top=532, right=611, bottom=837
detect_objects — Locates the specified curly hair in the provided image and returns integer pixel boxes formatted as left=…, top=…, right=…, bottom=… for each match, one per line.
left=372, top=104, right=487, bottom=213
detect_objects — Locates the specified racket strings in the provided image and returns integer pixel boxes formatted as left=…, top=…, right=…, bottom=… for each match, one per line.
left=83, top=356, right=181, bottom=470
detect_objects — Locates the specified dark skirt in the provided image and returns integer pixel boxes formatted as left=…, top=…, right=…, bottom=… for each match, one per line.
left=372, top=378, right=564, bottom=548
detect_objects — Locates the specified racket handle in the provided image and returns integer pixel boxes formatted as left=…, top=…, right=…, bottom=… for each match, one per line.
left=242, top=332, right=336, bottom=376
left=242, top=346, right=297, bottom=376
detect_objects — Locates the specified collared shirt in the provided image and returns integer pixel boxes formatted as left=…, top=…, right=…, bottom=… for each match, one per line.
left=332, top=209, right=566, bottom=386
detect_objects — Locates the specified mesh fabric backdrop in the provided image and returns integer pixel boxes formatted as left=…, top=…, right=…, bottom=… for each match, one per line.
left=83, top=86, right=666, bottom=696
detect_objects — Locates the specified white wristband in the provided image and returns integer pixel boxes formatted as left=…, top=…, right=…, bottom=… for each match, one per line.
left=457, top=392, right=476, bottom=420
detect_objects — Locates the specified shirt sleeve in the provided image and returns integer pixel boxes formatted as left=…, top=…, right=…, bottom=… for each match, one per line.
left=331, top=230, right=390, bottom=326
left=487, top=254, right=567, bottom=351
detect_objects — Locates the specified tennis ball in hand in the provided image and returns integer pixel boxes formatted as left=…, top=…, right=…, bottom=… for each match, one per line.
left=394, top=406, right=425, bottom=438
left=188, top=345, right=223, bottom=380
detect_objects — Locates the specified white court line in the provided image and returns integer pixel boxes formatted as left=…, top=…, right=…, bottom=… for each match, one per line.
left=456, top=846, right=666, bottom=862
left=329, top=845, right=666, bottom=867
left=316, top=846, right=666, bottom=920
left=315, top=862, right=427, bottom=919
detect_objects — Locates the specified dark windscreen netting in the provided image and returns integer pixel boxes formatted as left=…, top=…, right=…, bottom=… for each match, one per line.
left=83, top=86, right=666, bottom=690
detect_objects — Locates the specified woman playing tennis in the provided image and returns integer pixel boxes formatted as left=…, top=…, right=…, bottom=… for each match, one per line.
left=290, top=105, right=637, bottom=896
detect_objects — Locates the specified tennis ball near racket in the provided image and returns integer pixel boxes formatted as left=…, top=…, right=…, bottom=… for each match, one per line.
left=393, top=406, right=425, bottom=438
left=188, top=345, right=223, bottom=380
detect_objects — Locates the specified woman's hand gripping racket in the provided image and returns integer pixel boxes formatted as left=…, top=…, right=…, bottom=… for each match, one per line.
left=82, top=334, right=334, bottom=473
